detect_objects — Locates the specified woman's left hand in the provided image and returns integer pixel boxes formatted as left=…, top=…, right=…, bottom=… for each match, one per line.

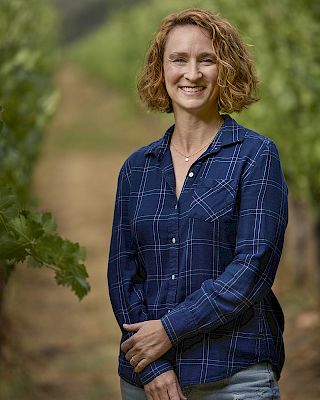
left=121, top=320, right=172, bottom=373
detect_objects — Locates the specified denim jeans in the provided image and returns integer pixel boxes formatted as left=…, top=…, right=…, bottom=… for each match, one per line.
left=119, top=362, right=280, bottom=400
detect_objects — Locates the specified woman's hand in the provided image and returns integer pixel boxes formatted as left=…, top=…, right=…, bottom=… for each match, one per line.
left=121, top=320, right=172, bottom=372
left=144, top=370, right=187, bottom=400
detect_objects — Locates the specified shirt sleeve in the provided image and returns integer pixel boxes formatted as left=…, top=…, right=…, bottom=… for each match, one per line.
left=107, top=160, right=173, bottom=385
left=161, top=140, right=289, bottom=346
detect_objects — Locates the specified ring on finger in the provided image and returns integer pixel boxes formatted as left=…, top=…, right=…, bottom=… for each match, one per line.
left=130, top=357, right=137, bottom=366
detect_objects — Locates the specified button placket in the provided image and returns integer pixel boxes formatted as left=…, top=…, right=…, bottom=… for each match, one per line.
left=166, top=215, right=179, bottom=307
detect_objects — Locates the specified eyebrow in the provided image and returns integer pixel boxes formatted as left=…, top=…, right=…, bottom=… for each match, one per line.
left=168, top=52, right=216, bottom=58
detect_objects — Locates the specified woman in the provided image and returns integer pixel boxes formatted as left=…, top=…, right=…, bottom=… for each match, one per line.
left=107, top=8, right=288, bottom=400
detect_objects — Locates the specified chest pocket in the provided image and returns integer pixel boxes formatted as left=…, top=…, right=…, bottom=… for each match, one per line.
left=189, top=178, right=238, bottom=223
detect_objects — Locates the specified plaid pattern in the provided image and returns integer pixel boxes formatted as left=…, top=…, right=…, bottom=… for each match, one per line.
left=107, top=115, right=288, bottom=388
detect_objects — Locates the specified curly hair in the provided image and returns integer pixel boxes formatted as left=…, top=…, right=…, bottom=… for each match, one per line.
left=137, top=8, right=259, bottom=114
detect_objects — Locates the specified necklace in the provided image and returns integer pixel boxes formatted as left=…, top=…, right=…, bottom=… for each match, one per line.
left=171, top=119, right=223, bottom=162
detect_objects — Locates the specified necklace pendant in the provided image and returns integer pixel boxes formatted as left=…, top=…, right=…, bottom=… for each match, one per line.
left=185, top=157, right=189, bottom=162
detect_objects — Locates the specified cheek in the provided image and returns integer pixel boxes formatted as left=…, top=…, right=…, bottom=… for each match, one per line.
left=164, top=65, right=180, bottom=85
left=163, top=67, right=169, bottom=91
left=207, top=68, right=218, bottom=84
left=164, top=73, right=176, bottom=98
left=163, top=77, right=171, bottom=96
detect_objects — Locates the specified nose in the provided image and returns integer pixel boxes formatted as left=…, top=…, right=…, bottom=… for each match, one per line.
left=184, top=61, right=202, bottom=81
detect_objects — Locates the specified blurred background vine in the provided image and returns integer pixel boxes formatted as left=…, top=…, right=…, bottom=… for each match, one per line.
left=0, top=0, right=90, bottom=342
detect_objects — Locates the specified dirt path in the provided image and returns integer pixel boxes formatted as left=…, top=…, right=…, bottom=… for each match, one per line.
left=3, top=63, right=319, bottom=400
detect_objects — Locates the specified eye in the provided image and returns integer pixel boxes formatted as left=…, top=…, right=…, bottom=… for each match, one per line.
left=201, top=58, right=215, bottom=64
left=169, top=58, right=187, bottom=64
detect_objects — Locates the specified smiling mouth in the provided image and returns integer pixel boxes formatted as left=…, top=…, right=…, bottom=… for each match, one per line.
left=180, top=86, right=205, bottom=93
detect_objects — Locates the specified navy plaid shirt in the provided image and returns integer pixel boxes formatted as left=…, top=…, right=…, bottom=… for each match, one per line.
left=107, top=115, right=288, bottom=388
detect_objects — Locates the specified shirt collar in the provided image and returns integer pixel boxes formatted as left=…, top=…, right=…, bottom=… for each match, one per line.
left=144, top=114, right=245, bottom=160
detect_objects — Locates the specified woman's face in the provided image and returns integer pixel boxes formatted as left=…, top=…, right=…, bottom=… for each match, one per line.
left=163, top=25, right=219, bottom=117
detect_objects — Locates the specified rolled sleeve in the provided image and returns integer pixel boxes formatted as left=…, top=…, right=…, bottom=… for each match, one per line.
left=161, top=303, right=198, bottom=346
left=138, top=359, right=174, bottom=386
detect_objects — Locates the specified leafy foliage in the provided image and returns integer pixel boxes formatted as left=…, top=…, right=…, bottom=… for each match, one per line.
left=0, top=188, right=89, bottom=298
left=0, top=0, right=90, bottom=299
left=71, top=0, right=320, bottom=216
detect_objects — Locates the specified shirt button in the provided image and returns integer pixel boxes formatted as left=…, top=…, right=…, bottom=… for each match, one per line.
left=171, top=274, right=176, bottom=280
left=188, top=172, right=194, bottom=178
left=167, top=309, right=171, bottom=313
left=172, top=237, right=176, bottom=244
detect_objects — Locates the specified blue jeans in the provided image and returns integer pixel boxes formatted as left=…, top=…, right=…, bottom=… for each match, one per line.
left=120, top=362, right=280, bottom=399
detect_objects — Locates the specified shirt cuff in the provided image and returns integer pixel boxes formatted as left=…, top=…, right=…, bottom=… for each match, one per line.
left=161, top=302, right=198, bottom=346
left=138, top=358, right=173, bottom=386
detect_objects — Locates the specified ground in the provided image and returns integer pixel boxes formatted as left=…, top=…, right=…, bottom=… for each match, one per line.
left=2, top=63, right=319, bottom=399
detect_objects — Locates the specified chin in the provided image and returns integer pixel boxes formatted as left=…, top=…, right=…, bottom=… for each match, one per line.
left=178, top=102, right=213, bottom=115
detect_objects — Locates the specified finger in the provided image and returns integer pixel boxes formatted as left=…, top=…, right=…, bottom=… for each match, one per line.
left=125, top=347, right=137, bottom=361
left=147, top=383, right=169, bottom=400
left=167, top=383, right=181, bottom=400
left=154, top=387, right=169, bottom=400
left=146, top=388, right=158, bottom=400
left=176, top=383, right=187, bottom=400
left=121, top=338, right=133, bottom=353
left=129, top=356, right=139, bottom=368
left=123, top=322, right=142, bottom=331
left=134, top=358, right=148, bottom=373
left=145, top=391, right=154, bottom=400
left=135, top=352, right=156, bottom=372
left=174, top=377, right=187, bottom=400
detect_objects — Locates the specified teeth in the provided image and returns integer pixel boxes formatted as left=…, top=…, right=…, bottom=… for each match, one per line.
left=181, top=87, right=204, bottom=92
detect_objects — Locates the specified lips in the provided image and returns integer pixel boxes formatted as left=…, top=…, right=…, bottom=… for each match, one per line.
left=180, top=86, right=205, bottom=93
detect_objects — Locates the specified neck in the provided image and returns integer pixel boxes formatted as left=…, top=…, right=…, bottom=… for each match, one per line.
left=171, top=110, right=223, bottom=154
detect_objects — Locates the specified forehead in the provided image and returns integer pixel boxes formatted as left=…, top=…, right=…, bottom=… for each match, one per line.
left=164, top=25, right=213, bottom=54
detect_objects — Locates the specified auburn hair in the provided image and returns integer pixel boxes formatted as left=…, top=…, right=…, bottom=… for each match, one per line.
left=137, top=8, right=259, bottom=113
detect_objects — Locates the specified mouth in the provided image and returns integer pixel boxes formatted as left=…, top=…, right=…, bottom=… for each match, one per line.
left=179, top=86, right=205, bottom=93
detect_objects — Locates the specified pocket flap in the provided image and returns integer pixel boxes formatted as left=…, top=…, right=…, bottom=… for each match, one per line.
left=190, top=178, right=238, bottom=222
